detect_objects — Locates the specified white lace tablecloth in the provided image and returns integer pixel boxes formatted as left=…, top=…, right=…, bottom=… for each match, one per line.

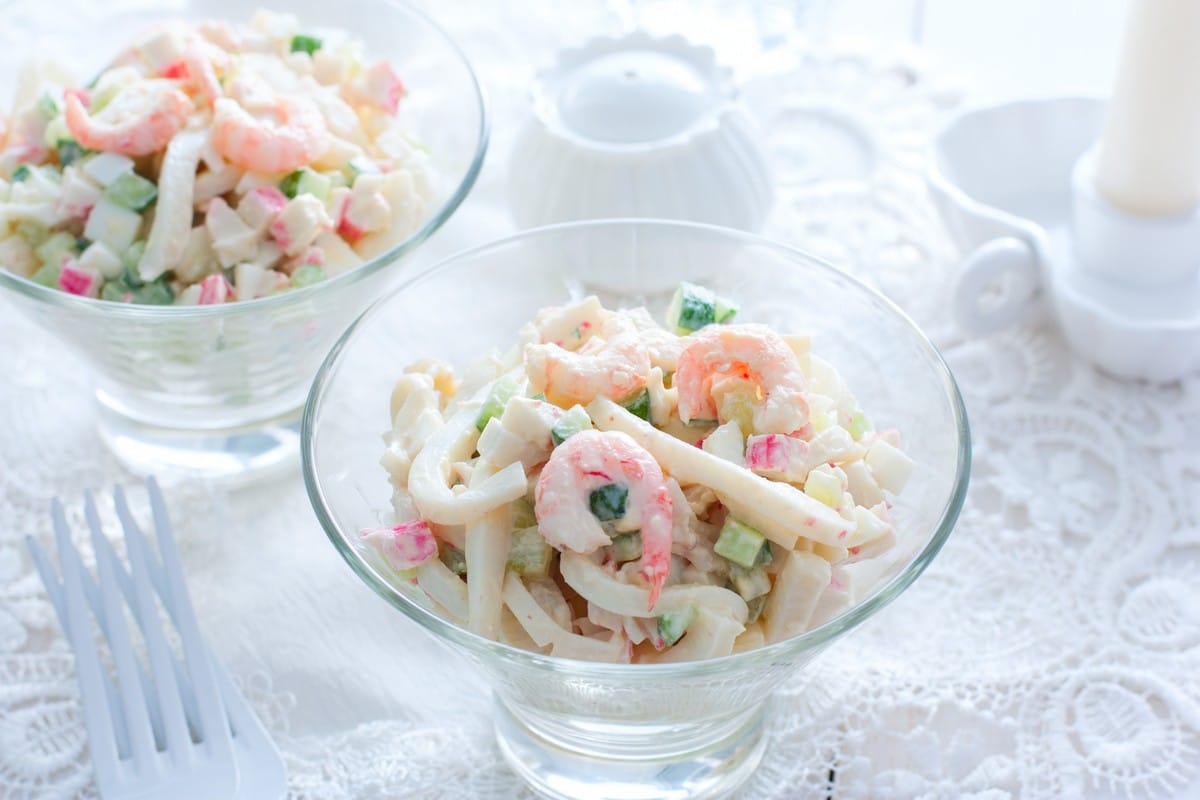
left=4, top=5, right=1200, bottom=799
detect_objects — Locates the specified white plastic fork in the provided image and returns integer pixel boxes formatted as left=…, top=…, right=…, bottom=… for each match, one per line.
left=27, top=479, right=285, bottom=799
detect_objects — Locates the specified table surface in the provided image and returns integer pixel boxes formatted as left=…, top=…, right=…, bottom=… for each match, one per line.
left=4, top=2, right=1200, bottom=799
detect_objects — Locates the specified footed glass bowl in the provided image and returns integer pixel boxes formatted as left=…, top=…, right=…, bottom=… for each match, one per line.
left=0, top=0, right=486, bottom=483
left=303, top=220, right=970, bottom=799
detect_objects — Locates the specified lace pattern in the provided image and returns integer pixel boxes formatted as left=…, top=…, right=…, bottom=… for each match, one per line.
left=3, top=5, right=1199, bottom=799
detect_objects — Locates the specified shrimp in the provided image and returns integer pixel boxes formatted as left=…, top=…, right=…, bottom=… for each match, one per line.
left=211, top=94, right=327, bottom=173
left=64, top=82, right=192, bottom=157
left=524, top=315, right=651, bottom=408
left=674, top=323, right=809, bottom=435
left=535, top=430, right=673, bottom=608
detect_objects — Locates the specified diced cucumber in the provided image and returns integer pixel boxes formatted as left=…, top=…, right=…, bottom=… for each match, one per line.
left=746, top=595, right=766, bottom=625
left=507, top=526, right=553, bottom=578
left=531, top=392, right=546, bottom=401
left=588, top=483, right=628, bottom=522
left=11, top=165, right=31, bottom=182
left=83, top=199, right=142, bottom=253
left=754, top=539, right=774, bottom=567
left=35, top=93, right=58, bottom=118
left=104, top=171, right=157, bottom=211
left=30, top=262, right=60, bottom=288
left=82, top=152, right=135, bottom=187
left=621, top=388, right=651, bottom=421
left=714, top=297, right=738, bottom=323
left=290, top=263, right=327, bottom=288
left=728, top=563, right=771, bottom=600
left=129, top=276, right=173, bottom=305
left=15, top=220, right=49, bottom=247
left=101, top=272, right=173, bottom=304
left=122, top=241, right=146, bottom=272
left=610, top=532, right=642, bottom=563
left=665, top=281, right=738, bottom=335
left=475, top=374, right=519, bottom=432
left=290, top=34, right=323, bottom=54
left=440, top=542, right=467, bottom=576
left=100, top=279, right=131, bottom=302
left=803, top=468, right=842, bottom=508
left=279, top=168, right=331, bottom=201
left=35, top=231, right=78, bottom=267
left=847, top=410, right=872, bottom=441
left=657, top=605, right=698, bottom=647
left=511, top=497, right=537, bottom=530
left=56, top=139, right=87, bottom=167
left=714, top=517, right=767, bottom=569
left=550, top=404, right=591, bottom=445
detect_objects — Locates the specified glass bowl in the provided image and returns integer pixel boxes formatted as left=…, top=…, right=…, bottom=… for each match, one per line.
left=302, top=219, right=970, bottom=800
left=0, top=0, right=487, bottom=483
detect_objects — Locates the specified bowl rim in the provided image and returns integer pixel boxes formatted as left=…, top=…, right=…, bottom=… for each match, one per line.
left=302, top=217, right=971, bottom=678
left=0, top=0, right=490, bottom=319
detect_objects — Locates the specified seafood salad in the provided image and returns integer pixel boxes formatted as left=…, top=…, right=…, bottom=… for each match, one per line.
left=0, top=9, right=430, bottom=304
left=368, top=283, right=915, bottom=663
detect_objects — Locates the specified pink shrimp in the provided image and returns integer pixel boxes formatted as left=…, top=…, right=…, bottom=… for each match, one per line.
left=160, top=43, right=225, bottom=107
left=524, top=315, right=651, bottom=408
left=64, top=83, right=191, bottom=157
left=535, top=430, right=673, bottom=608
left=675, top=323, right=809, bottom=434
left=211, top=94, right=327, bottom=173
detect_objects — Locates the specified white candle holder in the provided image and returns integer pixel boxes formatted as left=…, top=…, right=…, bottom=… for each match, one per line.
left=927, top=97, right=1200, bottom=383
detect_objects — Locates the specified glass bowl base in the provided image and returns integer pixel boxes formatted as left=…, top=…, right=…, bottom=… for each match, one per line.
left=493, top=697, right=767, bottom=800
left=96, top=392, right=301, bottom=485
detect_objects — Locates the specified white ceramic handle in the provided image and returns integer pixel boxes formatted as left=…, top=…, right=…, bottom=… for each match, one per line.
left=953, top=237, right=1042, bottom=336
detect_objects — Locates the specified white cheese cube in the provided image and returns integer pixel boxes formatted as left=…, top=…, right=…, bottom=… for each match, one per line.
left=83, top=199, right=141, bottom=253
left=78, top=241, right=123, bottom=279
left=865, top=438, right=915, bottom=494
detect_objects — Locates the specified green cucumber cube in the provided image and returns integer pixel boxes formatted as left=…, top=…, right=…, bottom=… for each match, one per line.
left=56, top=139, right=87, bottom=167
left=121, top=241, right=146, bottom=273
left=621, top=388, right=651, bottom=421
left=291, top=263, right=327, bottom=288
left=665, top=282, right=739, bottom=335
left=507, top=526, right=553, bottom=578
left=746, top=595, right=766, bottom=625
left=551, top=404, right=592, bottom=445
left=11, top=165, right=31, bottom=182
left=610, top=532, right=642, bottom=563
left=104, top=172, right=157, bottom=211
left=714, top=517, right=767, bottom=569
left=728, top=563, right=771, bottom=600
left=290, top=34, right=323, bottom=54
left=35, top=93, right=58, bottom=118
left=30, top=262, right=60, bottom=288
left=847, top=410, right=872, bottom=441
left=128, top=276, right=174, bottom=305
left=657, top=605, right=698, bottom=647
left=35, top=231, right=78, bottom=267
left=280, top=168, right=331, bottom=201
left=475, top=374, right=519, bottom=432
left=588, top=483, right=628, bottom=522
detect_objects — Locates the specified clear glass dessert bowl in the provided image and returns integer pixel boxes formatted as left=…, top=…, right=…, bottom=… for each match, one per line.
left=302, top=219, right=970, bottom=800
left=0, top=0, right=487, bottom=483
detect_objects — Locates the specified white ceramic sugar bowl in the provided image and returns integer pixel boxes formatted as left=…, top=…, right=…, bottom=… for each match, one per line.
left=509, top=32, right=773, bottom=231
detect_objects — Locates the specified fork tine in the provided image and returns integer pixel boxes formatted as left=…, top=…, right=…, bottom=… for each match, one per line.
left=26, top=533, right=133, bottom=761
left=121, top=481, right=232, bottom=755
left=50, top=500, right=124, bottom=787
left=80, top=492, right=159, bottom=764
left=89, top=523, right=204, bottom=739
left=87, top=491, right=190, bottom=762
